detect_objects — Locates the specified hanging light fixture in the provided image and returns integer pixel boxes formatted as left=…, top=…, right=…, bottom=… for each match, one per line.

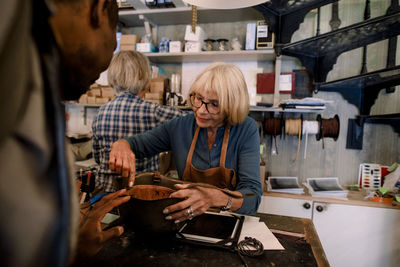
left=182, top=0, right=268, bottom=9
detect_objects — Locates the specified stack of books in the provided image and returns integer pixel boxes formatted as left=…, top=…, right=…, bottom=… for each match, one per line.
left=266, top=177, right=304, bottom=194
left=304, top=177, right=348, bottom=199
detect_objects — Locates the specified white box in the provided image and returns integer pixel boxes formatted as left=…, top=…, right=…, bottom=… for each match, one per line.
left=184, top=25, right=207, bottom=42
left=245, top=22, right=256, bottom=50
left=136, top=43, right=157, bottom=53
left=184, top=41, right=202, bottom=52
left=169, top=41, right=182, bottom=52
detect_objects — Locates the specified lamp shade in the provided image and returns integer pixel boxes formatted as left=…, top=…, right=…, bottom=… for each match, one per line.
left=182, top=0, right=267, bottom=9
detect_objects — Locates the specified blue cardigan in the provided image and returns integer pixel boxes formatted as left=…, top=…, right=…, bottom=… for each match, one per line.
left=124, top=113, right=262, bottom=215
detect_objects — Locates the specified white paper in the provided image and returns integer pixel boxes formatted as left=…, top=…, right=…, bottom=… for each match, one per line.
left=239, top=220, right=284, bottom=250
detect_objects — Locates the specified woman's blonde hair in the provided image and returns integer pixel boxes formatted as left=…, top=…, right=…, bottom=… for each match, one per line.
left=188, top=62, right=249, bottom=125
left=107, top=50, right=151, bottom=95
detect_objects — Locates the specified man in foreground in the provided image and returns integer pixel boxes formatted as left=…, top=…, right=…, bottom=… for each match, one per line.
left=0, top=0, right=129, bottom=266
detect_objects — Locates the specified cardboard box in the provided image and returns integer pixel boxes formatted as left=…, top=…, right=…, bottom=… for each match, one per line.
left=150, top=78, right=167, bottom=93
left=101, top=87, right=115, bottom=98
left=79, top=94, right=88, bottom=104
left=120, top=34, right=138, bottom=44
left=145, top=92, right=163, bottom=100
left=120, top=44, right=136, bottom=51
left=88, top=88, right=101, bottom=97
left=95, top=97, right=110, bottom=104
left=169, top=41, right=182, bottom=52
left=87, top=96, right=96, bottom=104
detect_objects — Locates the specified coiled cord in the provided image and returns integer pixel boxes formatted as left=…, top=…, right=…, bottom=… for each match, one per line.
left=236, top=237, right=264, bottom=266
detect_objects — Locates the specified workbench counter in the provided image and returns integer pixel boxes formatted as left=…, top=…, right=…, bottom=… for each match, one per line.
left=74, top=213, right=328, bottom=267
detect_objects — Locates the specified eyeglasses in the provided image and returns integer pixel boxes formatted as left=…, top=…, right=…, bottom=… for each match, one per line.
left=189, top=94, right=220, bottom=114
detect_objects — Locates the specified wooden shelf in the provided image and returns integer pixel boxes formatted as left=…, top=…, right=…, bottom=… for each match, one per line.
left=144, top=50, right=275, bottom=63
left=119, top=6, right=263, bottom=27
left=249, top=106, right=324, bottom=113
left=64, top=102, right=103, bottom=108
left=176, top=105, right=324, bottom=113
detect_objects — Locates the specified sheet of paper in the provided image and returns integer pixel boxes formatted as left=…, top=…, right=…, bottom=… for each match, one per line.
left=239, top=220, right=284, bottom=250
left=279, top=74, right=292, bottom=92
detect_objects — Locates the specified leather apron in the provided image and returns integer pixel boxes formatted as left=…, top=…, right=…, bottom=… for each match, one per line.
left=182, top=124, right=237, bottom=190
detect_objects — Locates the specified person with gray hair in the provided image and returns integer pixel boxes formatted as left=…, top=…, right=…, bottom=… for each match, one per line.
left=92, top=50, right=185, bottom=192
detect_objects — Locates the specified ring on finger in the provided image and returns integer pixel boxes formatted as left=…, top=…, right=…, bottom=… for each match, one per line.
left=187, top=206, right=194, bottom=218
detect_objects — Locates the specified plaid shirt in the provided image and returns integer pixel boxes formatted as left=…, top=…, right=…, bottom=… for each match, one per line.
left=92, top=92, right=184, bottom=192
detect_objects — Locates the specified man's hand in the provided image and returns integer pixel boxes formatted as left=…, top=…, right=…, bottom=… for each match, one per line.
left=76, top=189, right=130, bottom=259
left=109, top=139, right=136, bottom=187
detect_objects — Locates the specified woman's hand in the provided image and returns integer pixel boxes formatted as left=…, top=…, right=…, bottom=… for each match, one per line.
left=76, top=189, right=130, bottom=260
left=109, top=139, right=136, bottom=186
left=162, top=184, right=226, bottom=223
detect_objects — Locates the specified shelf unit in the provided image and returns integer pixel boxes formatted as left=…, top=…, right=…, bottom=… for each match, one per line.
left=144, top=50, right=275, bottom=63
left=254, top=0, right=338, bottom=44
left=118, top=6, right=264, bottom=27
left=178, top=105, right=324, bottom=114
left=253, top=0, right=400, bottom=149
left=280, top=11, right=400, bottom=84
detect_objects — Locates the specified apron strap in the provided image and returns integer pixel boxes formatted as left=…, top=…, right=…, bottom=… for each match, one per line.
left=219, top=124, right=230, bottom=167
left=185, top=125, right=200, bottom=172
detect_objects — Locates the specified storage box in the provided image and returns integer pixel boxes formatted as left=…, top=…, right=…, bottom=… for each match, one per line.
left=169, top=41, right=182, bottom=52
left=89, top=88, right=101, bottom=97
left=87, top=96, right=96, bottom=104
left=150, top=78, right=167, bottom=93
left=120, top=44, right=136, bottom=51
left=145, top=92, right=163, bottom=100
left=245, top=22, right=256, bottom=50
left=101, top=87, right=115, bottom=98
left=136, top=43, right=158, bottom=53
left=79, top=94, right=88, bottom=104
left=95, top=97, right=110, bottom=104
left=184, top=41, right=202, bottom=52
left=120, top=34, right=138, bottom=45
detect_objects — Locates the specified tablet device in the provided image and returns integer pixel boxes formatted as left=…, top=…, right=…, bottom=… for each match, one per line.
left=177, top=211, right=242, bottom=245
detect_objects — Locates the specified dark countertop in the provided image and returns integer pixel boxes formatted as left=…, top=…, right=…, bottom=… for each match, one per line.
left=75, top=213, right=328, bottom=267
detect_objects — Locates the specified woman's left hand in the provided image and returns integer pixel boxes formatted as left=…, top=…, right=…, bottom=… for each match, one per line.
left=163, top=184, right=220, bottom=223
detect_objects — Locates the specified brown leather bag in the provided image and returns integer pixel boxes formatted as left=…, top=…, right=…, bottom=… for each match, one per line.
left=118, top=172, right=246, bottom=233
left=119, top=172, right=182, bottom=232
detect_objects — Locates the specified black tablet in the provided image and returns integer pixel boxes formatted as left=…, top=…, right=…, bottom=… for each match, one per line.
left=177, top=212, right=242, bottom=245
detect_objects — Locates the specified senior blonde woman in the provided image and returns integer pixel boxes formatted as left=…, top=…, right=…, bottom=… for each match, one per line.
left=109, top=62, right=262, bottom=222
left=92, top=50, right=184, bottom=192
